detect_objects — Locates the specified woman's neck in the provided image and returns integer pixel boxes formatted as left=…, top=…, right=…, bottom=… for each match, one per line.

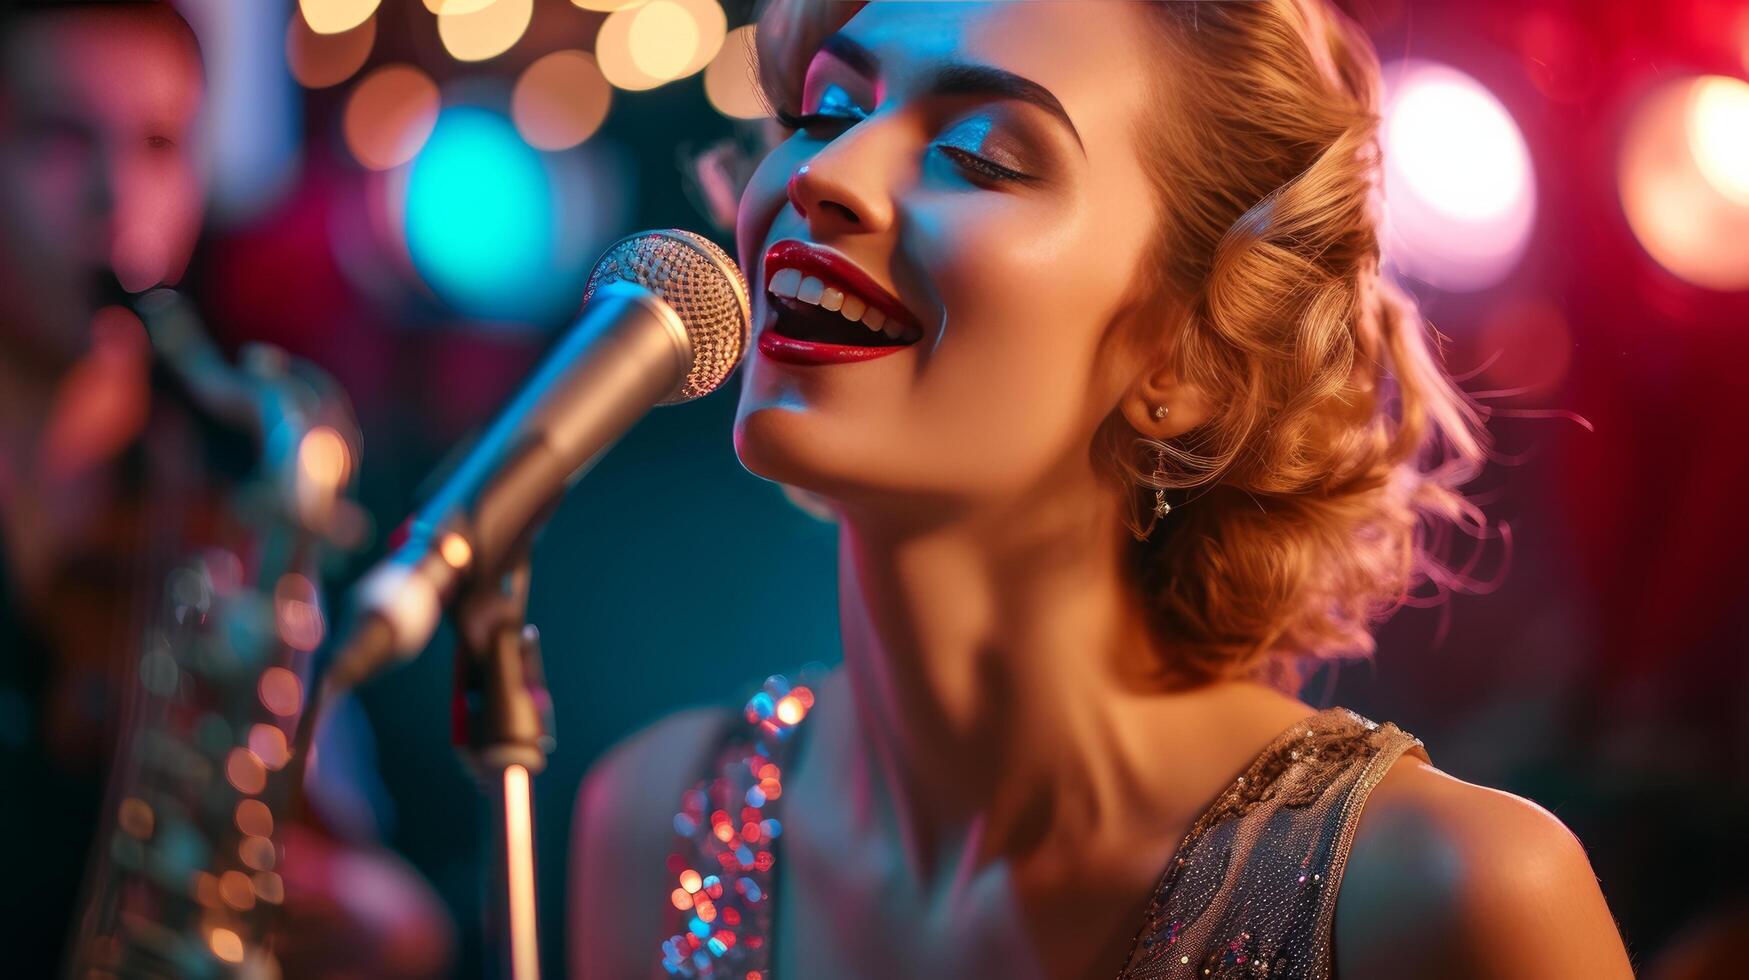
left=824, top=479, right=1251, bottom=891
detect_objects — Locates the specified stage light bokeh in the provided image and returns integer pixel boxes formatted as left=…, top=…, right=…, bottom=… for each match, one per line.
left=404, top=107, right=555, bottom=319
left=670, top=0, right=728, bottom=81
left=513, top=51, right=613, bottom=151
left=299, top=0, right=379, bottom=36
left=343, top=64, right=442, bottom=171
left=437, top=0, right=533, bottom=64
left=705, top=26, right=768, bottom=120
left=595, top=3, right=669, bottom=90
left=286, top=10, right=376, bottom=90
left=423, top=0, right=499, bottom=14
left=1380, top=60, right=1537, bottom=291
left=1688, top=76, right=1749, bottom=207
left=596, top=0, right=724, bottom=91
left=629, top=2, right=699, bottom=81
left=1620, top=74, right=1749, bottom=291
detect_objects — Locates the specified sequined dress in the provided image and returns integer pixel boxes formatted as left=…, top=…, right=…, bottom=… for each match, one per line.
left=657, top=666, right=1430, bottom=979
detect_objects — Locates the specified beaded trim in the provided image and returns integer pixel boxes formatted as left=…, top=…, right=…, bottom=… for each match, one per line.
left=659, top=670, right=821, bottom=978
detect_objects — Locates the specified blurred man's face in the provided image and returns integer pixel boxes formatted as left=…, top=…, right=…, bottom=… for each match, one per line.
left=0, top=5, right=204, bottom=368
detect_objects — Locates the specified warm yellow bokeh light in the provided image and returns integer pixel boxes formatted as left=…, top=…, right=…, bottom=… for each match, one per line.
left=298, top=425, right=350, bottom=488
left=705, top=25, right=769, bottom=119
left=1620, top=76, right=1749, bottom=291
left=1688, top=75, right=1749, bottom=207
left=597, top=0, right=723, bottom=91
left=672, top=0, right=727, bottom=80
left=629, top=1, right=699, bottom=80
left=343, top=64, right=442, bottom=170
left=513, top=50, right=613, bottom=151
left=438, top=532, right=473, bottom=569
left=300, top=0, right=380, bottom=35
left=287, top=10, right=376, bottom=89
left=208, top=928, right=245, bottom=964
left=572, top=0, right=648, bottom=10
left=595, top=4, right=666, bottom=90
left=438, top=0, right=533, bottom=63
left=423, top=0, right=499, bottom=13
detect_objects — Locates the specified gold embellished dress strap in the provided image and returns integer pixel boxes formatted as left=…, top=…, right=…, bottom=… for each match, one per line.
left=1117, top=706, right=1431, bottom=980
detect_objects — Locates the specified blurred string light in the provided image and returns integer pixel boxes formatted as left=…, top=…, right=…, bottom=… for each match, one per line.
left=424, top=0, right=498, bottom=13
left=705, top=25, right=769, bottom=119
left=438, top=0, right=534, bottom=63
left=1379, top=60, right=1536, bottom=292
left=572, top=0, right=648, bottom=10
left=404, top=107, right=555, bottom=318
left=513, top=51, right=613, bottom=150
left=343, top=64, right=441, bottom=171
left=286, top=10, right=375, bottom=89
left=1620, top=75, right=1749, bottom=291
left=596, top=0, right=725, bottom=91
left=299, top=0, right=379, bottom=36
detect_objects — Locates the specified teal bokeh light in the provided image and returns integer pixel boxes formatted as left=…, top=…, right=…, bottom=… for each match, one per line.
left=405, top=107, right=557, bottom=321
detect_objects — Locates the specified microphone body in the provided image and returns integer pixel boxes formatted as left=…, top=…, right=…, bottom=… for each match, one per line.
left=328, top=283, right=693, bottom=691
left=327, top=228, right=750, bottom=691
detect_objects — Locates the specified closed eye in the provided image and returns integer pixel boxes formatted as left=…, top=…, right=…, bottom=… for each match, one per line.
left=777, top=109, right=1032, bottom=185
left=936, top=145, right=1030, bottom=184
left=774, top=107, right=868, bottom=134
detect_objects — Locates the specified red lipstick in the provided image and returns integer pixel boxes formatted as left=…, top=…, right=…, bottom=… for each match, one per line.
left=757, top=328, right=912, bottom=365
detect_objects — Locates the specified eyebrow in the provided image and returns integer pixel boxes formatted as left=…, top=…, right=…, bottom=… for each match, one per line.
left=819, top=32, right=1085, bottom=156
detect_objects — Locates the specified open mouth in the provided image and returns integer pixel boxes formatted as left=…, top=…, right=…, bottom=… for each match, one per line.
left=761, top=248, right=925, bottom=349
left=769, top=294, right=918, bottom=348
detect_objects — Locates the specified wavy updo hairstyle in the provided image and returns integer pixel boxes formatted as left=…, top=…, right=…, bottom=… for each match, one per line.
left=721, top=0, right=1493, bottom=694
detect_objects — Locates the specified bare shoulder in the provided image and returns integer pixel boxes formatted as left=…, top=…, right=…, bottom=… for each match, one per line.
left=568, top=703, right=737, bottom=980
left=1332, top=754, right=1636, bottom=980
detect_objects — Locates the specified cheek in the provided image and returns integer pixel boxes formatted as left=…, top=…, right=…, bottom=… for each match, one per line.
left=910, top=203, right=1114, bottom=436
left=882, top=185, right=1159, bottom=494
left=735, top=146, right=799, bottom=281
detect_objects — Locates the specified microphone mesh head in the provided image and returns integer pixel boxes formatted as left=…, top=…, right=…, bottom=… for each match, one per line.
left=582, top=229, right=750, bottom=404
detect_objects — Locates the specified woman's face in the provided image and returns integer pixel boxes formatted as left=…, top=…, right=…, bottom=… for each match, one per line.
left=733, top=1, right=1165, bottom=519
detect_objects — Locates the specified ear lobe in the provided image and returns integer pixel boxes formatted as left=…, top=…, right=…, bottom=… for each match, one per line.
left=1119, top=371, right=1214, bottom=439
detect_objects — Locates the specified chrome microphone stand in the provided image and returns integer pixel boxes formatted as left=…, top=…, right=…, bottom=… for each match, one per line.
left=452, top=559, right=554, bottom=980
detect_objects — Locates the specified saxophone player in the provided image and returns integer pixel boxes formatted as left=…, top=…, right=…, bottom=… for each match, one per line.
left=0, top=3, right=450, bottom=975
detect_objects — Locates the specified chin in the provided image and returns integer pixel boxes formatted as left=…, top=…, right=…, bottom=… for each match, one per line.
left=733, top=402, right=849, bottom=495
left=734, top=406, right=991, bottom=527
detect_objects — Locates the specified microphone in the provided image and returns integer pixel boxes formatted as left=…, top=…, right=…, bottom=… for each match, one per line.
left=323, top=229, right=751, bottom=692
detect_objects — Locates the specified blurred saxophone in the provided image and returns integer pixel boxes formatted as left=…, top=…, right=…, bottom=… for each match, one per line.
left=64, top=290, right=362, bottom=979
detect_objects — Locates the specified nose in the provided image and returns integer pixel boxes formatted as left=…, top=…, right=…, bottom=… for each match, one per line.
left=784, top=136, right=896, bottom=237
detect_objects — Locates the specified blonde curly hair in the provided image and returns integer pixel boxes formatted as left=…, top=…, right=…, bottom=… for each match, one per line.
left=702, top=0, right=1495, bottom=694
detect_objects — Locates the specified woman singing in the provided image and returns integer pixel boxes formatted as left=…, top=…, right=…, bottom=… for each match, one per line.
left=570, top=1, right=1635, bottom=977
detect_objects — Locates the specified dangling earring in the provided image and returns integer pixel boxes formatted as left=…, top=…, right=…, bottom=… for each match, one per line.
left=1150, top=449, right=1171, bottom=521
left=1137, top=406, right=1171, bottom=541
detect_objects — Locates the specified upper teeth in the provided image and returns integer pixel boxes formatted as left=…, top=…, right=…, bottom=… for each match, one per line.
left=768, top=268, right=918, bottom=342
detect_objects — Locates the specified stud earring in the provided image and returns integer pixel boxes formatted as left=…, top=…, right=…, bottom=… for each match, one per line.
left=1152, top=404, right=1168, bottom=420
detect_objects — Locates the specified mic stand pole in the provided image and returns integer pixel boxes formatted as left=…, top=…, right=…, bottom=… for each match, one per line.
left=452, top=558, right=555, bottom=980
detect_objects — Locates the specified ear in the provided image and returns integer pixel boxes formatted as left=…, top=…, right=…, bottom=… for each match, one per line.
left=1117, top=364, right=1215, bottom=441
